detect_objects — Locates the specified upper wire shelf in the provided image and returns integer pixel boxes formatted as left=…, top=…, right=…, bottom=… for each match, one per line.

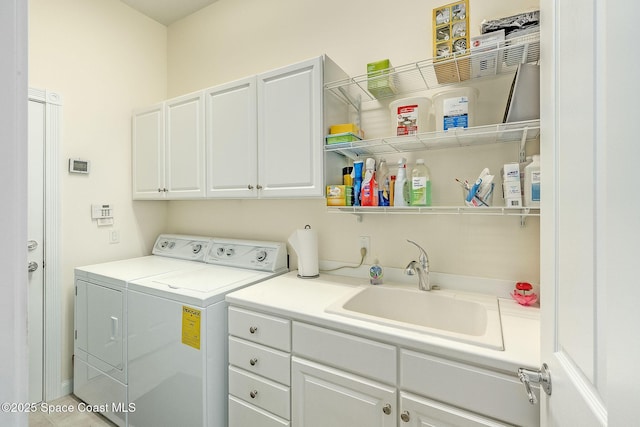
left=324, top=120, right=540, bottom=159
left=324, top=31, right=540, bottom=109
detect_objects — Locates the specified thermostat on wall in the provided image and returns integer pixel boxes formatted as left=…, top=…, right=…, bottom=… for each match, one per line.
left=69, top=158, right=90, bottom=174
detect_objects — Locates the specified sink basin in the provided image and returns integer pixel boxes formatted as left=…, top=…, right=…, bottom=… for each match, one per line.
left=326, top=285, right=504, bottom=350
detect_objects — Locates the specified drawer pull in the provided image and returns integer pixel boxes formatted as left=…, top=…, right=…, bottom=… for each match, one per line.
left=249, top=326, right=258, bottom=334
left=382, top=403, right=392, bottom=415
left=401, top=411, right=410, bottom=422
left=249, top=358, right=258, bottom=366
left=249, top=390, right=258, bottom=399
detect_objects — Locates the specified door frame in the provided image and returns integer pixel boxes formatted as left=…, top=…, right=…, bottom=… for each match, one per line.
left=28, top=88, right=63, bottom=401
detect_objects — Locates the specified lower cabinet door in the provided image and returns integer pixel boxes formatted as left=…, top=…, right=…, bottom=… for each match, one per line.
left=399, top=392, right=512, bottom=427
left=292, top=356, right=397, bottom=427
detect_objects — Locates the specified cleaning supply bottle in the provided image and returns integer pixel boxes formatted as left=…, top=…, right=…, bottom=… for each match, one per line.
left=360, top=158, right=378, bottom=206
left=353, top=160, right=364, bottom=206
left=394, top=158, right=409, bottom=207
left=523, top=154, right=540, bottom=207
left=410, top=158, right=431, bottom=206
left=369, top=258, right=383, bottom=285
left=377, top=158, right=390, bottom=206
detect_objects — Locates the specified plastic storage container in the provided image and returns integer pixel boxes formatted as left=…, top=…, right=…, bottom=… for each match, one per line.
left=389, top=97, right=433, bottom=136
left=432, top=87, right=479, bottom=131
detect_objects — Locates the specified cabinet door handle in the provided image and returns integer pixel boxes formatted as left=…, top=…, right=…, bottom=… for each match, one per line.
left=249, top=358, right=258, bottom=366
left=247, top=184, right=254, bottom=190
left=249, top=326, right=258, bottom=334
left=382, top=403, right=392, bottom=415
left=256, top=184, right=263, bottom=190
left=401, top=411, right=410, bottom=422
left=249, top=390, right=258, bottom=399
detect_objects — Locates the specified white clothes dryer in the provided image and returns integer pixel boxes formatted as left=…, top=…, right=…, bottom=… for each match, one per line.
left=126, top=238, right=287, bottom=427
left=73, top=234, right=214, bottom=427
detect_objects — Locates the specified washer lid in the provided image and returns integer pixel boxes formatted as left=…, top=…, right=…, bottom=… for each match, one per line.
left=128, top=264, right=281, bottom=306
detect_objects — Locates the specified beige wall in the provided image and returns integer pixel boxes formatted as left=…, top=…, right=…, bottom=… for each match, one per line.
left=29, top=0, right=168, bottom=384
left=165, top=0, right=541, bottom=281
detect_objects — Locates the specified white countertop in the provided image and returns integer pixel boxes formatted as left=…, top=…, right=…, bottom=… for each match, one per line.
left=226, top=271, right=540, bottom=374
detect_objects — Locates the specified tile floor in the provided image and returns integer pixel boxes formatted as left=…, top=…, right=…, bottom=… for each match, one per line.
left=29, top=394, right=116, bottom=427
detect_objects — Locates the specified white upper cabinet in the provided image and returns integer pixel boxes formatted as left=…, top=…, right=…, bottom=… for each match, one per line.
left=134, top=55, right=347, bottom=200
left=132, top=103, right=164, bottom=199
left=206, top=56, right=326, bottom=199
left=205, top=76, right=258, bottom=198
left=132, top=92, right=206, bottom=200
left=257, top=56, right=324, bottom=198
left=164, top=92, right=206, bottom=199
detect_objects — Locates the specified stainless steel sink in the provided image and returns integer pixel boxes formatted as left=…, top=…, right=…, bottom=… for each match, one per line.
left=326, top=285, right=504, bottom=350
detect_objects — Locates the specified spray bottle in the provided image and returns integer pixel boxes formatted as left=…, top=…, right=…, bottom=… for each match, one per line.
left=360, top=158, right=378, bottom=206
left=393, top=158, right=409, bottom=207
left=377, top=158, right=390, bottom=206
left=353, top=160, right=364, bottom=206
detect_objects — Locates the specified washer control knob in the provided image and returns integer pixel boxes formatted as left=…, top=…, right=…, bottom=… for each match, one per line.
left=225, top=248, right=235, bottom=257
left=256, top=250, right=268, bottom=262
left=192, top=244, right=202, bottom=254
left=168, top=241, right=175, bottom=249
left=216, top=247, right=225, bottom=256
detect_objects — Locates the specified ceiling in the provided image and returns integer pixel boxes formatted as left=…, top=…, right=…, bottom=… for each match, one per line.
left=120, top=0, right=219, bottom=26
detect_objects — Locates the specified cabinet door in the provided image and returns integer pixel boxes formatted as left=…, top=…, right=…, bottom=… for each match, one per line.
left=292, top=357, right=397, bottom=427
left=132, top=103, right=165, bottom=199
left=205, top=76, right=258, bottom=198
left=165, top=92, right=206, bottom=199
left=400, top=392, right=509, bottom=427
left=257, top=56, right=324, bottom=198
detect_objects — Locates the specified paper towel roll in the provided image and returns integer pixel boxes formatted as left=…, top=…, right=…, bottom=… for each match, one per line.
left=288, top=226, right=319, bottom=278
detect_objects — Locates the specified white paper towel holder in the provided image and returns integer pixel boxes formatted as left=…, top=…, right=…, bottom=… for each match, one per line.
left=289, top=224, right=320, bottom=279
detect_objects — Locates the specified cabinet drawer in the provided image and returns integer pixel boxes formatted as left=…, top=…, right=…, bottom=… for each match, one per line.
left=229, top=336, right=290, bottom=385
left=229, top=366, right=290, bottom=419
left=292, top=322, right=396, bottom=385
left=228, top=306, right=290, bottom=351
left=229, top=395, right=290, bottom=427
left=400, top=349, right=539, bottom=426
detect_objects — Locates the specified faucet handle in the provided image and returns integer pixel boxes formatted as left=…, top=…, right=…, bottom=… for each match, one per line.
left=406, top=240, right=428, bottom=264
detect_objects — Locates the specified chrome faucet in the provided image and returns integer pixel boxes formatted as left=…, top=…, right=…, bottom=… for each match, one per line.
left=405, top=239, right=430, bottom=291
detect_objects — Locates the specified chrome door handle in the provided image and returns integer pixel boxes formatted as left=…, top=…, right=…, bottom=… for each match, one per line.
left=382, top=403, right=392, bottom=415
left=28, top=261, right=38, bottom=273
left=249, top=358, right=258, bottom=366
left=28, top=240, right=38, bottom=251
left=518, top=363, right=552, bottom=404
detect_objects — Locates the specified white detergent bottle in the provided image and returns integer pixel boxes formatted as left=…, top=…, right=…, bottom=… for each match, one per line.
left=410, top=159, right=431, bottom=206
left=394, top=158, right=409, bottom=207
left=524, top=154, right=541, bottom=207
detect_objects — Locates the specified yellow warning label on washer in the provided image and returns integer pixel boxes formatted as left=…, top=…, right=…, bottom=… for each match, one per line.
left=181, top=306, right=201, bottom=350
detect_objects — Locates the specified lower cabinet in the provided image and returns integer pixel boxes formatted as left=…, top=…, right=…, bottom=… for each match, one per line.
left=228, top=307, right=538, bottom=427
left=291, top=357, right=397, bottom=427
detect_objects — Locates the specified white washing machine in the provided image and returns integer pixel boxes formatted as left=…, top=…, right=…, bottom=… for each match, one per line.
left=73, top=234, right=215, bottom=427
left=126, top=238, right=287, bottom=427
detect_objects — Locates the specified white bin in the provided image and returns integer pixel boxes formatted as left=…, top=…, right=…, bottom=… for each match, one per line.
left=432, top=87, right=479, bottom=131
left=389, top=97, right=432, bottom=136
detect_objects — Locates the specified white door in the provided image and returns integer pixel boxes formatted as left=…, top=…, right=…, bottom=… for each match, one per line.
left=27, top=98, right=45, bottom=403
left=132, top=104, right=165, bottom=199
left=205, top=76, right=258, bottom=198
left=165, top=92, right=206, bottom=199
left=539, top=0, right=640, bottom=424
left=257, top=56, right=324, bottom=198
left=291, top=357, right=397, bottom=427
